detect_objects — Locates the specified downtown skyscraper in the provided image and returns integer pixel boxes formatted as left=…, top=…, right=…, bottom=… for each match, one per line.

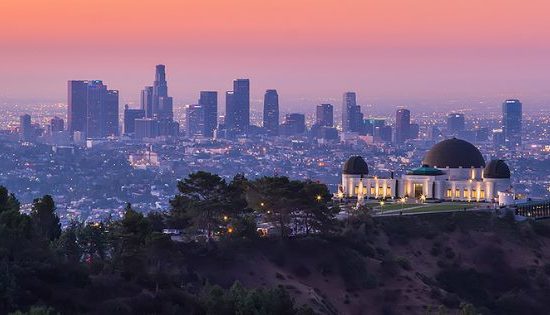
left=198, top=91, right=218, bottom=137
left=19, top=114, right=33, bottom=141
left=447, top=113, right=465, bottom=135
left=502, top=99, right=522, bottom=148
left=136, top=65, right=179, bottom=138
left=186, top=104, right=205, bottom=137
left=141, top=65, right=173, bottom=120
left=316, top=104, right=334, bottom=127
left=67, top=80, right=119, bottom=138
left=50, top=116, right=64, bottom=132
left=342, top=92, right=363, bottom=133
left=263, top=89, right=279, bottom=136
left=123, top=105, right=145, bottom=135
left=141, top=86, right=154, bottom=118
left=153, top=65, right=173, bottom=120
left=281, top=113, right=305, bottom=136
left=225, top=79, right=250, bottom=134
left=395, top=108, right=411, bottom=144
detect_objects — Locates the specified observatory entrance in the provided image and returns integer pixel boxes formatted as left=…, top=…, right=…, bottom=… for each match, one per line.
left=414, top=184, right=424, bottom=198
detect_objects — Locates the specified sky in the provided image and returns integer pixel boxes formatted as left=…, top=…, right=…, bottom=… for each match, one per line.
left=1, top=0, right=550, bottom=111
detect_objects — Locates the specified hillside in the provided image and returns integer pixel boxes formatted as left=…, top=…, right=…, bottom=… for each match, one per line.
left=3, top=178, right=550, bottom=315
left=190, top=212, right=550, bottom=314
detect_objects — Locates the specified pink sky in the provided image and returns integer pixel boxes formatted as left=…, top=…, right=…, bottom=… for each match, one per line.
left=1, top=0, right=549, bottom=110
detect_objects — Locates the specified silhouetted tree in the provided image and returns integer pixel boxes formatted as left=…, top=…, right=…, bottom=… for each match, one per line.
left=146, top=231, right=178, bottom=294
left=111, top=204, right=151, bottom=280
left=230, top=215, right=258, bottom=239
left=55, top=221, right=82, bottom=264
left=78, top=222, right=108, bottom=262
left=146, top=211, right=166, bottom=232
left=297, top=180, right=336, bottom=235
left=0, top=186, right=20, bottom=214
left=247, top=176, right=303, bottom=238
left=30, top=195, right=61, bottom=242
left=170, top=172, right=233, bottom=238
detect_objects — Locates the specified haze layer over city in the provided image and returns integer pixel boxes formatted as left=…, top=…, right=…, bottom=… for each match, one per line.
left=2, top=0, right=550, bottom=110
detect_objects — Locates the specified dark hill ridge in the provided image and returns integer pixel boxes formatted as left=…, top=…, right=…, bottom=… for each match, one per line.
left=3, top=179, right=550, bottom=315
left=190, top=212, right=550, bottom=314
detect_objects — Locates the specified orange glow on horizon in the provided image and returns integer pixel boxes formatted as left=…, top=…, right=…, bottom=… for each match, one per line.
left=1, top=0, right=550, bottom=104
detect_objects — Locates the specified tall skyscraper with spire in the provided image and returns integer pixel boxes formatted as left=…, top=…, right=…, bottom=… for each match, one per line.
left=135, top=65, right=179, bottom=138
left=263, top=89, right=279, bottom=136
left=153, top=65, right=173, bottom=120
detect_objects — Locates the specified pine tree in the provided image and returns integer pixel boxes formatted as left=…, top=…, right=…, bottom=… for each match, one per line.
left=30, top=195, right=61, bottom=242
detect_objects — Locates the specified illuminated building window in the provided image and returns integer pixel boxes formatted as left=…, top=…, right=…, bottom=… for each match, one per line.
left=464, top=190, right=470, bottom=198
left=354, top=186, right=359, bottom=195
left=446, top=189, right=452, bottom=198
left=480, top=190, right=485, bottom=198
left=370, top=186, right=375, bottom=195
left=386, top=187, right=391, bottom=196
left=455, top=189, right=460, bottom=198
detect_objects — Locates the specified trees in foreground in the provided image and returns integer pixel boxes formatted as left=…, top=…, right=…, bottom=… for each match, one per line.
left=0, top=185, right=312, bottom=314
left=246, top=177, right=336, bottom=238
left=170, top=172, right=248, bottom=239
left=0, top=171, right=336, bottom=313
left=200, top=282, right=313, bottom=315
left=170, top=172, right=337, bottom=239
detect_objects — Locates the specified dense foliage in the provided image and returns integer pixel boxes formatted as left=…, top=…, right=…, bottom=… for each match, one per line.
left=0, top=173, right=321, bottom=314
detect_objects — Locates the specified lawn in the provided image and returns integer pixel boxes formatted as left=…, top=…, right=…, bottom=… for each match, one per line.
left=373, top=202, right=480, bottom=214
left=374, top=203, right=412, bottom=211
left=401, top=203, right=477, bottom=213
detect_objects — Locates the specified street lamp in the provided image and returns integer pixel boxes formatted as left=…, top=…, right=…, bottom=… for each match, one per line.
left=380, top=200, right=385, bottom=213
left=316, top=195, right=322, bottom=202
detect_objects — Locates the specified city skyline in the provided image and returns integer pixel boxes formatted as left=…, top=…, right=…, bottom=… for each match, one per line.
left=1, top=0, right=550, bottom=109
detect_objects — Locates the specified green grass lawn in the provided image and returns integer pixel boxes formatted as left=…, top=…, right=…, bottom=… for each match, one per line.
left=374, top=203, right=411, bottom=211
left=401, top=203, right=477, bottom=213
left=373, top=202, right=480, bottom=213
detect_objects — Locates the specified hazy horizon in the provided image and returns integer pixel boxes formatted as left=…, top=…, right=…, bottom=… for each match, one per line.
left=1, top=0, right=550, bottom=111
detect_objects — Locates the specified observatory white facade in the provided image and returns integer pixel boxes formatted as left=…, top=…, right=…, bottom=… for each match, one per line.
left=338, top=139, right=512, bottom=203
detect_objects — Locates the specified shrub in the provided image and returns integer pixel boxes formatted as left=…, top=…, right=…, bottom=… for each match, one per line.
left=396, top=257, right=412, bottom=271
left=336, top=248, right=377, bottom=290
left=436, top=268, right=489, bottom=307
